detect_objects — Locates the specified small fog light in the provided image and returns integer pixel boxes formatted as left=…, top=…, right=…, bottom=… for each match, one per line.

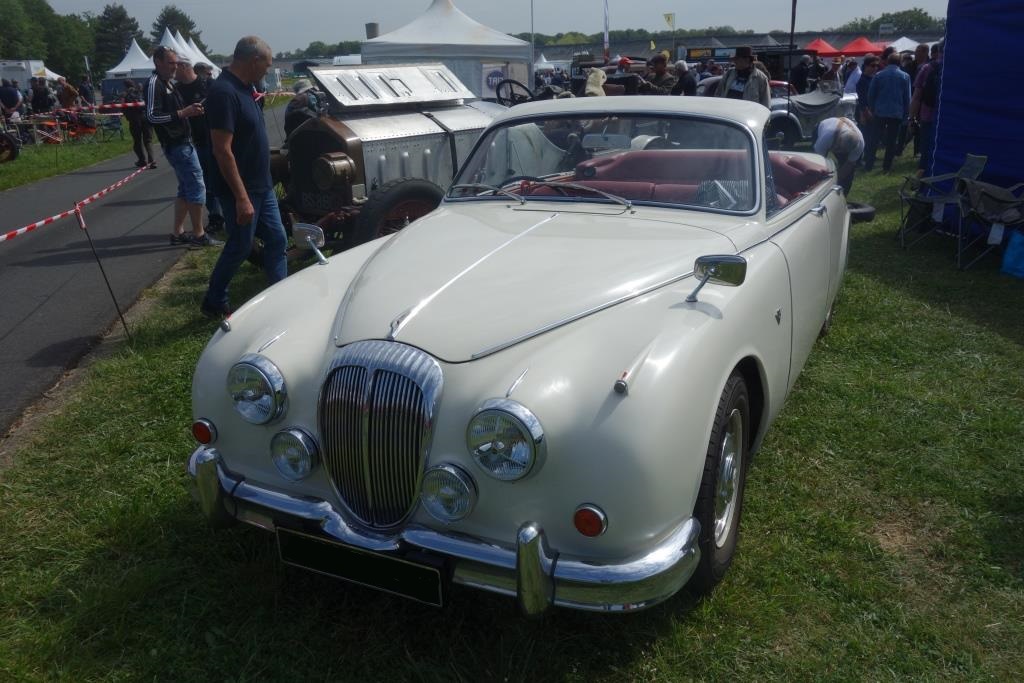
left=573, top=504, right=608, bottom=537
left=421, top=464, right=477, bottom=523
left=271, top=428, right=319, bottom=481
left=192, top=418, right=217, bottom=444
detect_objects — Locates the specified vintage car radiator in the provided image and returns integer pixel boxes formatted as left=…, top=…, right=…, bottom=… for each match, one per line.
left=318, top=341, right=443, bottom=529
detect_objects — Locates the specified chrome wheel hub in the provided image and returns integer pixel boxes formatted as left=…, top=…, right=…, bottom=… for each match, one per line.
left=713, top=408, right=744, bottom=548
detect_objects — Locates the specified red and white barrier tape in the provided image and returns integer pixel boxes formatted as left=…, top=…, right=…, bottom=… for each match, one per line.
left=1, top=165, right=148, bottom=244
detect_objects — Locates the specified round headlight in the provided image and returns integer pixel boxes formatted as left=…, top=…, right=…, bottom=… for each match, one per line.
left=227, top=354, right=286, bottom=424
left=466, top=399, right=545, bottom=481
left=421, top=464, right=477, bottom=522
left=271, top=428, right=319, bottom=481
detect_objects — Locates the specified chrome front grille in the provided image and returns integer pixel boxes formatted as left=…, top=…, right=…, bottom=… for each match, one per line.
left=318, top=341, right=443, bottom=529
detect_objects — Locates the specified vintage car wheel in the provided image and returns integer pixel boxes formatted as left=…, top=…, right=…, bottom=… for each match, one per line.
left=0, top=132, right=19, bottom=163
left=692, top=371, right=750, bottom=593
left=847, top=201, right=876, bottom=223
left=353, top=177, right=444, bottom=245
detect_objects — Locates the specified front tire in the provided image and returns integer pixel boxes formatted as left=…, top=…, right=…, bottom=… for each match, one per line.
left=691, top=371, right=750, bottom=593
left=353, top=177, right=444, bottom=246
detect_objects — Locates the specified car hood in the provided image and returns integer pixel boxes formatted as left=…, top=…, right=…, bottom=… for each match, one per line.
left=333, top=203, right=738, bottom=361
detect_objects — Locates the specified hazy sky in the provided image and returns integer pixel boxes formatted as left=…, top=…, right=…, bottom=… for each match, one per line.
left=49, top=0, right=949, bottom=55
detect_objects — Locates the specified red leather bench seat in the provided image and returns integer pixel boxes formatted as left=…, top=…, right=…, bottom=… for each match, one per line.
left=768, top=151, right=830, bottom=199
left=576, top=150, right=750, bottom=184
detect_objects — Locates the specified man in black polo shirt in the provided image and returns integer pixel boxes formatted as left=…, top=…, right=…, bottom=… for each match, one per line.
left=201, top=36, right=286, bottom=318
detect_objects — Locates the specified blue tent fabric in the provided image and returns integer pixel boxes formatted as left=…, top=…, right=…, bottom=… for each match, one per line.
left=933, top=0, right=1024, bottom=187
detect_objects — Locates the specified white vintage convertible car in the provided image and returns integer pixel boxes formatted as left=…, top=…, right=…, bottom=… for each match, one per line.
left=188, top=97, right=849, bottom=615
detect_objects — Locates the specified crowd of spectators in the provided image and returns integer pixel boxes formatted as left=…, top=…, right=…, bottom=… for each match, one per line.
left=0, top=75, right=100, bottom=123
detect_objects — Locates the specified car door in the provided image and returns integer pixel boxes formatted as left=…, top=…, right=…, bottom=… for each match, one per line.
left=767, top=194, right=832, bottom=391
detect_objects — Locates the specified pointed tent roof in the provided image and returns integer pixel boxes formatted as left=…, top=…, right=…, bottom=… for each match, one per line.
left=160, top=27, right=186, bottom=54
left=837, top=36, right=886, bottom=56
left=362, top=0, right=530, bottom=62
left=105, top=38, right=154, bottom=77
left=888, top=36, right=919, bottom=53
left=804, top=37, right=839, bottom=55
left=187, top=37, right=221, bottom=76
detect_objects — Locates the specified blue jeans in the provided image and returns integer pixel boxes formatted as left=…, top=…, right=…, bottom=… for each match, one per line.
left=195, top=145, right=223, bottom=220
left=203, top=189, right=287, bottom=309
left=163, top=143, right=206, bottom=205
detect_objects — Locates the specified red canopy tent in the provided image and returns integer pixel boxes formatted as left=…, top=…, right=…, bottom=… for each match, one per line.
left=836, top=36, right=886, bottom=56
left=804, top=37, right=839, bottom=56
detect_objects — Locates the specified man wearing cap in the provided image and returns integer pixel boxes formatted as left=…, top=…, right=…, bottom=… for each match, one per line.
left=637, top=53, right=676, bottom=95
left=284, top=78, right=320, bottom=136
left=717, top=46, right=770, bottom=108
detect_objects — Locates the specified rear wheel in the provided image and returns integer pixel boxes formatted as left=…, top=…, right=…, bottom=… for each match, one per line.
left=691, top=371, right=750, bottom=593
left=353, top=177, right=444, bottom=246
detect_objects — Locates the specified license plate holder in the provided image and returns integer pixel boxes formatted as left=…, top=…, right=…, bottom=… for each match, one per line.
left=276, top=528, right=444, bottom=607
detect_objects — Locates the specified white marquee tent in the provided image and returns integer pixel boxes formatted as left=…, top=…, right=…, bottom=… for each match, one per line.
left=104, top=39, right=154, bottom=79
left=361, top=0, right=531, bottom=98
left=888, top=36, right=920, bottom=53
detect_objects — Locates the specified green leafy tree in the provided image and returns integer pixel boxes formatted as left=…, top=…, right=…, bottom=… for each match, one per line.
left=45, top=12, right=94, bottom=81
left=150, top=5, right=208, bottom=53
left=828, top=7, right=945, bottom=34
left=91, top=4, right=144, bottom=74
left=0, top=0, right=48, bottom=59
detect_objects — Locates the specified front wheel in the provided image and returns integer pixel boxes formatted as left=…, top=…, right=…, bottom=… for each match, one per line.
left=353, top=177, right=444, bottom=246
left=691, top=370, right=750, bottom=593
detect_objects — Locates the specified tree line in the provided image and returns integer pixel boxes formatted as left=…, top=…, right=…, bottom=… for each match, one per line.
left=0, top=1, right=218, bottom=81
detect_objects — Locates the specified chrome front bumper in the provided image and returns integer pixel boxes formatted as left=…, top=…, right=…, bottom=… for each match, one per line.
left=188, top=446, right=701, bottom=615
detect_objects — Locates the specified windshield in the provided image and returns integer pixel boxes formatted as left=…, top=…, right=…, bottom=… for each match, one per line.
left=449, top=114, right=757, bottom=213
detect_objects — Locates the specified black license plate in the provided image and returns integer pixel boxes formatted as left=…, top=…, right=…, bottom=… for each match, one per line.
left=276, top=528, right=444, bottom=607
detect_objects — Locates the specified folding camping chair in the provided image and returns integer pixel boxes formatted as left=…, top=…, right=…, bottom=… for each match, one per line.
left=955, top=178, right=1024, bottom=269
left=98, top=113, right=124, bottom=142
left=897, top=153, right=987, bottom=248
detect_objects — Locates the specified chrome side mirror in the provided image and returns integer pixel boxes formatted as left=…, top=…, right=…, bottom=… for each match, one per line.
left=686, top=255, right=747, bottom=303
left=293, top=223, right=328, bottom=265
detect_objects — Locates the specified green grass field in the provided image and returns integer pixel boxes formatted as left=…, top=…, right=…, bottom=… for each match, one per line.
left=0, top=134, right=133, bottom=192
left=0, top=152, right=1021, bottom=681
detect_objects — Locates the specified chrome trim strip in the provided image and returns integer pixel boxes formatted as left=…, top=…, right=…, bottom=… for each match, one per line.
left=189, top=446, right=702, bottom=613
left=388, top=213, right=559, bottom=340
left=505, top=368, right=529, bottom=398
left=470, top=268, right=696, bottom=359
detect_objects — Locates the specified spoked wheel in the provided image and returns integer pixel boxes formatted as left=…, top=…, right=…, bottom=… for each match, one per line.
left=691, top=370, right=750, bottom=593
left=353, top=177, right=444, bottom=245
left=0, top=131, right=20, bottom=163
left=494, top=78, right=535, bottom=107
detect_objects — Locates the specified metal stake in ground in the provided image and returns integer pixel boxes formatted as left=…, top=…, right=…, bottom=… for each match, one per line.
left=74, top=206, right=133, bottom=344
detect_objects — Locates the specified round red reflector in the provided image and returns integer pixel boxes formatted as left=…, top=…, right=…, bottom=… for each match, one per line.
left=192, top=420, right=215, bottom=444
left=573, top=505, right=607, bottom=537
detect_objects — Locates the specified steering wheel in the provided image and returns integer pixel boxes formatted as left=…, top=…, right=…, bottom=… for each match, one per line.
left=495, top=79, right=535, bottom=107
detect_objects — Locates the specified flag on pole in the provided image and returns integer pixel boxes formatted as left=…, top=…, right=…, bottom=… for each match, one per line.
left=664, top=13, right=676, bottom=30
left=603, top=0, right=610, bottom=62
left=650, top=40, right=656, bottom=50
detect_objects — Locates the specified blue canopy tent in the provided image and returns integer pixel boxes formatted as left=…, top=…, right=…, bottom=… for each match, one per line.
left=933, top=0, right=1024, bottom=187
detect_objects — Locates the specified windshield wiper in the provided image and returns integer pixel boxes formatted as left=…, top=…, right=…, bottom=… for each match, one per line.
left=449, top=183, right=526, bottom=205
left=521, top=180, right=633, bottom=210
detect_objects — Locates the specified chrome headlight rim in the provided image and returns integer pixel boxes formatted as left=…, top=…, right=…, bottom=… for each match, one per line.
left=227, top=353, right=288, bottom=425
left=466, top=398, right=546, bottom=482
left=420, top=463, right=478, bottom=523
left=270, top=427, right=319, bottom=481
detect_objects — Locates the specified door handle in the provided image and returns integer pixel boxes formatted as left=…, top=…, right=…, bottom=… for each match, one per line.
left=810, top=205, right=827, bottom=217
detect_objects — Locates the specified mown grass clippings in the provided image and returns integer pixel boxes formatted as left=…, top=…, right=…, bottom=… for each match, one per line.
left=0, top=152, right=1022, bottom=681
